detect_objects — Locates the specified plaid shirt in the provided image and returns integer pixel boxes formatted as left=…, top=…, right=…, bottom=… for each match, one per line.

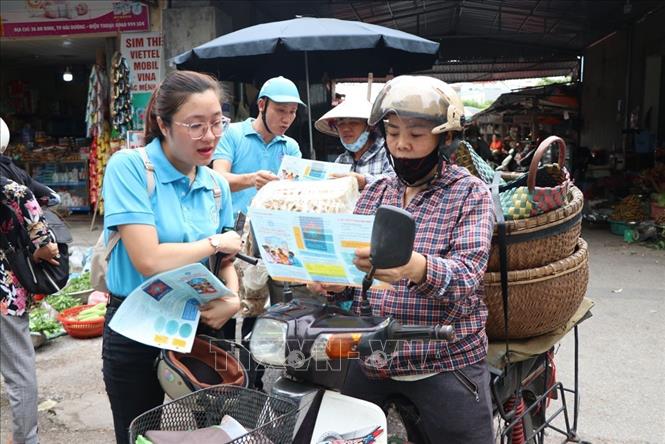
left=330, top=164, right=494, bottom=378
left=335, top=136, right=394, bottom=186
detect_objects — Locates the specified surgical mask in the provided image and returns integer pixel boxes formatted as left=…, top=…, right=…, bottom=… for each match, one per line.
left=389, top=147, right=440, bottom=186
left=341, top=130, right=370, bottom=153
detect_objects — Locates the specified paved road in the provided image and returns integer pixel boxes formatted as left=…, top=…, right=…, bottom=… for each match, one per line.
left=542, top=227, right=665, bottom=444
left=1, top=223, right=663, bottom=443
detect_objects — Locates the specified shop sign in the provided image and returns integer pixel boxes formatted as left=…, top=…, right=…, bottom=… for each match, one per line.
left=121, top=31, right=162, bottom=130
left=121, top=32, right=162, bottom=92
left=0, top=1, right=149, bottom=37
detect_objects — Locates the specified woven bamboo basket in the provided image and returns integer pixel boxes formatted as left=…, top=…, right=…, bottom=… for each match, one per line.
left=484, top=237, right=589, bottom=340
left=487, top=185, right=584, bottom=272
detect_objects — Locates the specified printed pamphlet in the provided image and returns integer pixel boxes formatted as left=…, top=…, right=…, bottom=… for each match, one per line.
left=108, top=263, right=234, bottom=352
left=248, top=208, right=387, bottom=288
left=278, top=155, right=351, bottom=181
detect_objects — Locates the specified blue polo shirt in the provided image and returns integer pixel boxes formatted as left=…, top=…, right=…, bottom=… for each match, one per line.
left=212, top=118, right=301, bottom=214
left=102, top=138, right=234, bottom=296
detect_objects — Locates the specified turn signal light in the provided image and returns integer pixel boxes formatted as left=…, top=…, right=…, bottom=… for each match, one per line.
left=325, top=333, right=363, bottom=359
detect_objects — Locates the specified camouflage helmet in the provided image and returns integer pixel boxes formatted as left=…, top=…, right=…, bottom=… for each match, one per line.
left=368, top=75, right=465, bottom=134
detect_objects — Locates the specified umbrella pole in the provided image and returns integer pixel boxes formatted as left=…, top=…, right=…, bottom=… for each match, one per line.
left=304, top=51, right=315, bottom=159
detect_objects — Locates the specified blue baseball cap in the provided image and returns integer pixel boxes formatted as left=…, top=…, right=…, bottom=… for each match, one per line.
left=258, top=76, right=305, bottom=106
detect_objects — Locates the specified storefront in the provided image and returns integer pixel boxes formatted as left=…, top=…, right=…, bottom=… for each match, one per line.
left=0, top=0, right=163, bottom=217
left=471, top=83, right=580, bottom=168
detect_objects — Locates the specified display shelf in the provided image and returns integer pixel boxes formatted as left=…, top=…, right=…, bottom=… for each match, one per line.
left=29, top=159, right=90, bottom=213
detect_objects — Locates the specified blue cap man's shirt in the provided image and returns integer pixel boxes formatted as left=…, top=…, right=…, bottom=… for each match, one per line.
left=212, top=118, right=301, bottom=214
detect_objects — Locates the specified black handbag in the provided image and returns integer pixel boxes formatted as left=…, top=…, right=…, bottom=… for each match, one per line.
left=0, top=210, right=69, bottom=295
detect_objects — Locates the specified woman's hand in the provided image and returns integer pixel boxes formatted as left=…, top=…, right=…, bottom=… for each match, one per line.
left=213, top=231, right=242, bottom=255
left=199, top=296, right=241, bottom=330
left=352, top=247, right=427, bottom=285
left=307, top=282, right=347, bottom=296
left=32, top=242, right=60, bottom=265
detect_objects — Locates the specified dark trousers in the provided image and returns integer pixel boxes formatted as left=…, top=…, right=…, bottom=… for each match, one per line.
left=102, top=305, right=164, bottom=444
left=341, top=360, right=494, bottom=444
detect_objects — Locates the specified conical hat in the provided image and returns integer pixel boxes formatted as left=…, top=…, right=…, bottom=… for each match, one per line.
left=315, top=99, right=372, bottom=137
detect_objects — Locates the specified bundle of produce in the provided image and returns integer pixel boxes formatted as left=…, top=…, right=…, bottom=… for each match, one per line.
left=57, top=303, right=106, bottom=338
left=44, top=293, right=81, bottom=312
left=611, top=195, right=648, bottom=222
left=640, top=164, right=665, bottom=194
left=70, top=303, right=107, bottom=322
left=29, top=307, right=64, bottom=337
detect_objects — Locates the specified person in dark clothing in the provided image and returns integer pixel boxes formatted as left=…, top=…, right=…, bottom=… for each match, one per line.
left=1, top=117, right=61, bottom=444
left=0, top=118, right=61, bottom=207
left=464, top=125, right=492, bottom=161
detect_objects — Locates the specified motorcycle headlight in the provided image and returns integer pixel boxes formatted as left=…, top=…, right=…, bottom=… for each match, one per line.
left=250, top=318, right=288, bottom=366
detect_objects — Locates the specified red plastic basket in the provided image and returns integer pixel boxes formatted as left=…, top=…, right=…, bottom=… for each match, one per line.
left=57, top=304, right=105, bottom=339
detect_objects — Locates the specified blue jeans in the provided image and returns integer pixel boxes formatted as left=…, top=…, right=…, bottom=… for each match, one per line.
left=102, top=305, right=164, bottom=444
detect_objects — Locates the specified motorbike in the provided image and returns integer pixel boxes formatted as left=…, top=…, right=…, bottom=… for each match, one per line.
left=248, top=205, right=588, bottom=444
left=128, top=204, right=586, bottom=443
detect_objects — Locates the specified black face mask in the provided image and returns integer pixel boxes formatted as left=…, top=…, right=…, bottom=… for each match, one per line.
left=389, top=147, right=440, bottom=187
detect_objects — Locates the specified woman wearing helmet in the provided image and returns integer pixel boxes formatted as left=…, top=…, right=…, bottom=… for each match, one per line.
left=311, top=76, right=494, bottom=443
left=315, top=98, right=394, bottom=190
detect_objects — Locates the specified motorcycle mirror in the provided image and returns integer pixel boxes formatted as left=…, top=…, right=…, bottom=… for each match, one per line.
left=370, top=205, right=415, bottom=269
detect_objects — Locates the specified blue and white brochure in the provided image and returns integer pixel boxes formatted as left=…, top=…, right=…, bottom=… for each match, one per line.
left=108, top=263, right=234, bottom=352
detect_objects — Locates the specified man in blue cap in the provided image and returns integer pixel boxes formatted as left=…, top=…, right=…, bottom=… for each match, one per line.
left=212, top=76, right=305, bottom=215
left=212, top=77, right=304, bottom=389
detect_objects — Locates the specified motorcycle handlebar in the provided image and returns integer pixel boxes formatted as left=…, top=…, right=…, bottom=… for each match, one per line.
left=389, top=324, right=454, bottom=341
left=235, top=252, right=258, bottom=265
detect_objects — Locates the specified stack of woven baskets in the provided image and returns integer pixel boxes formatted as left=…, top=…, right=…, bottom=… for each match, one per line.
left=482, top=136, right=589, bottom=340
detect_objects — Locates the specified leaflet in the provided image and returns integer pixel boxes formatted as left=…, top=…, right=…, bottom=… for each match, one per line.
left=108, top=263, right=235, bottom=352
left=278, top=155, right=351, bottom=181
left=248, top=208, right=387, bottom=288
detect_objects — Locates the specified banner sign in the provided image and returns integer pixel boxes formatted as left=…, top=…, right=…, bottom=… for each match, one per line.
left=120, top=32, right=162, bottom=93
left=0, top=1, right=149, bottom=37
left=120, top=31, right=163, bottom=130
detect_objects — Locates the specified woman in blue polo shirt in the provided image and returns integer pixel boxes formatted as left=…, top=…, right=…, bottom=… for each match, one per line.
left=101, top=70, right=242, bottom=444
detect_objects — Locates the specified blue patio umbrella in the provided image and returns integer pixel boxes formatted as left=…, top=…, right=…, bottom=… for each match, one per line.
left=171, top=17, right=440, bottom=155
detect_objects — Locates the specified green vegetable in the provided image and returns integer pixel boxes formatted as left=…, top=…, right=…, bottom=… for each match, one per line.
left=45, top=294, right=80, bottom=312
left=29, top=307, right=63, bottom=336
left=653, top=193, right=665, bottom=207
left=55, top=272, right=92, bottom=295
left=77, top=303, right=106, bottom=320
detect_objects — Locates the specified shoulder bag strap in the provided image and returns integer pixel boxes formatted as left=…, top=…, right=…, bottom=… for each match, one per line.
left=104, top=147, right=156, bottom=260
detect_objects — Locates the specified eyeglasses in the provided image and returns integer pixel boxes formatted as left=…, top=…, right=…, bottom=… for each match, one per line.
left=173, top=116, right=230, bottom=140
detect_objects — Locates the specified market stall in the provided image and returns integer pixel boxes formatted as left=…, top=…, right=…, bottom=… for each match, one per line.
left=0, top=0, right=155, bottom=217
left=1, top=48, right=108, bottom=214
left=471, top=83, right=580, bottom=170
left=471, top=84, right=665, bottom=248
